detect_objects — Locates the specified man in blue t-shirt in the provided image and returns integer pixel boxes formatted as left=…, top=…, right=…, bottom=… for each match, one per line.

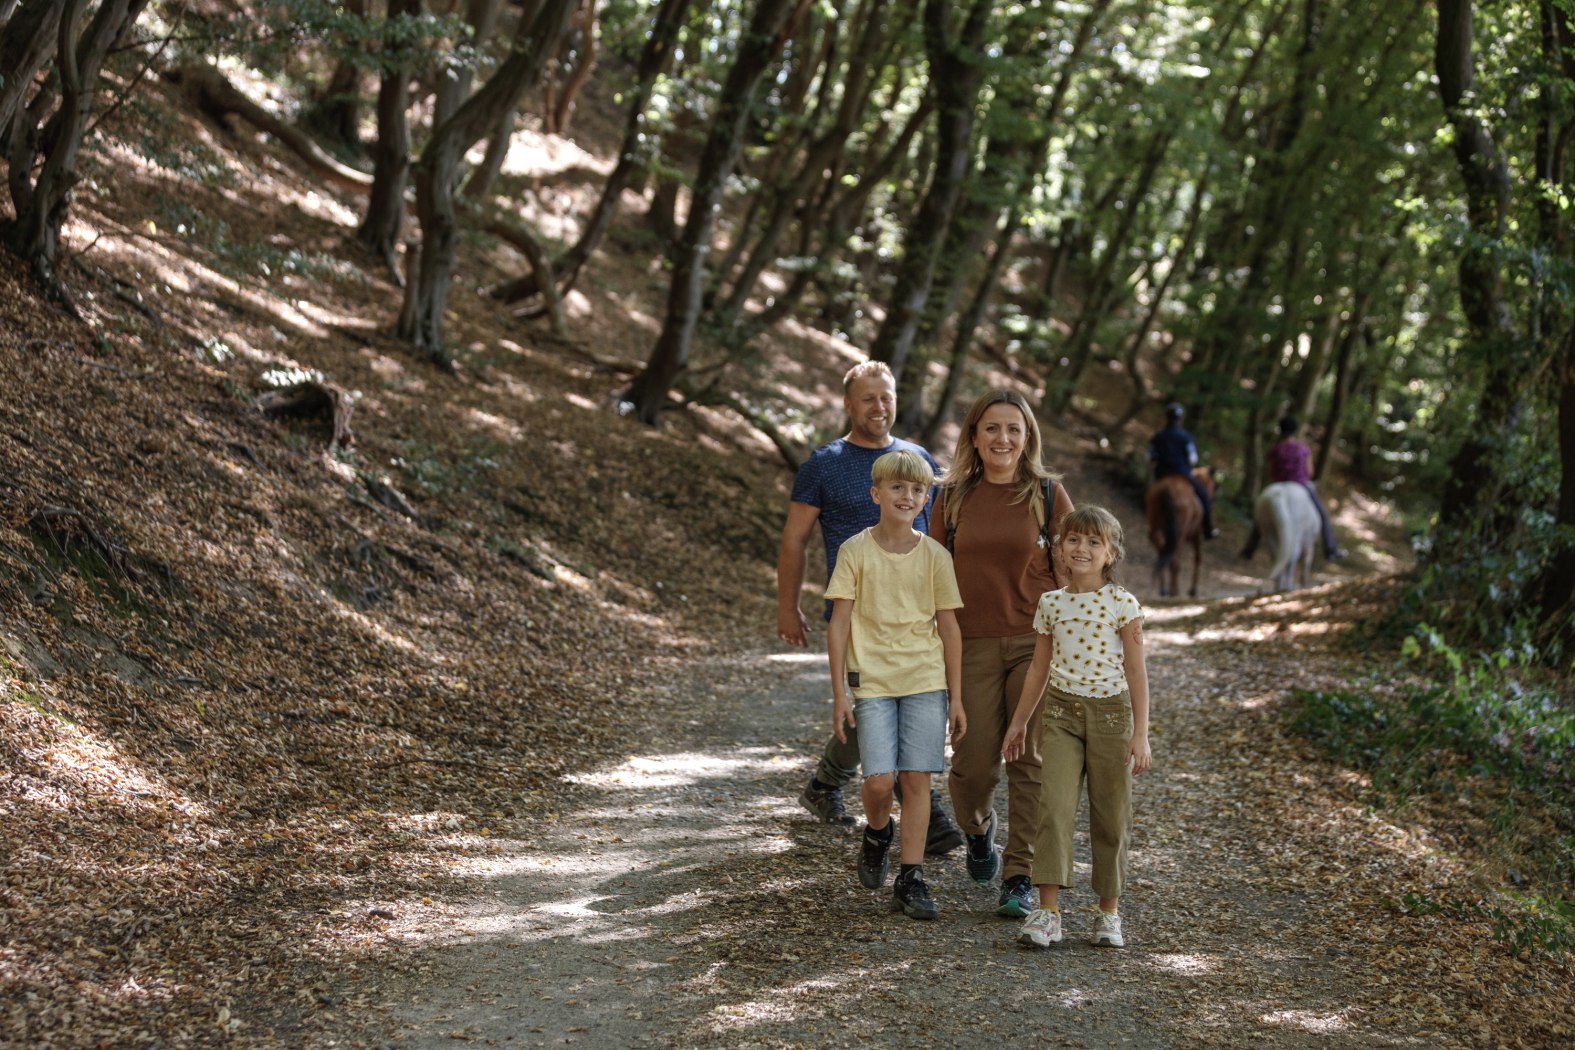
left=776, top=361, right=964, bottom=853
left=1148, top=402, right=1218, bottom=538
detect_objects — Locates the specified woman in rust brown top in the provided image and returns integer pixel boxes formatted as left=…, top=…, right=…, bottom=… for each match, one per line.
left=929, top=389, right=1074, bottom=918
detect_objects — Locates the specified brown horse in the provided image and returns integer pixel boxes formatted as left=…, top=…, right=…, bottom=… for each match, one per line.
left=1145, top=466, right=1217, bottom=598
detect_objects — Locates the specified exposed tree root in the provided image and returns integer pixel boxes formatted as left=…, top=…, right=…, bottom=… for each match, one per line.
left=165, top=63, right=373, bottom=192
left=255, top=381, right=355, bottom=452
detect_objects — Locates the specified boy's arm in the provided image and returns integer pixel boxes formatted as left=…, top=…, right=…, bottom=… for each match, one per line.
left=1002, top=633, right=1053, bottom=761
left=1120, top=618, right=1152, bottom=774
left=827, top=598, right=856, bottom=743
left=776, top=501, right=821, bottom=646
left=936, top=608, right=965, bottom=742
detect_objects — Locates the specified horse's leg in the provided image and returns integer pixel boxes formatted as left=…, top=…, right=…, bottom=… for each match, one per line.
left=1188, top=537, right=1201, bottom=598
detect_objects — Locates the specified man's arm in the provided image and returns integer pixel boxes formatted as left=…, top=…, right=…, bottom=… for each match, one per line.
left=828, top=598, right=856, bottom=742
left=777, top=501, right=821, bottom=646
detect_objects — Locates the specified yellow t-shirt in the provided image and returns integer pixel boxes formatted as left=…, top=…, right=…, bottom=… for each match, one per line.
left=1032, top=584, right=1143, bottom=698
left=826, top=529, right=964, bottom=699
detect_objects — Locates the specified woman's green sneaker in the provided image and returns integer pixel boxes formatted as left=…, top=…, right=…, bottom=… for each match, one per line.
left=996, top=874, right=1035, bottom=917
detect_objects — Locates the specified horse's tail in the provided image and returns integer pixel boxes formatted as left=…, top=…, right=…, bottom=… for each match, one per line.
left=1266, top=488, right=1298, bottom=587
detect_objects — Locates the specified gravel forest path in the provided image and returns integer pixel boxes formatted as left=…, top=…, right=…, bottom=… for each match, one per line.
left=326, top=584, right=1506, bottom=1050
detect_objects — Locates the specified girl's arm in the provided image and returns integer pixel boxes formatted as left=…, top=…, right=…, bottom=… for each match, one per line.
left=828, top=599, right=856, bottom=743
left=1120, top=618, right=1152, bottom=774
left=1002, top=633, right=1053, bottom=761
left=936, top=608, right=965, bottom=742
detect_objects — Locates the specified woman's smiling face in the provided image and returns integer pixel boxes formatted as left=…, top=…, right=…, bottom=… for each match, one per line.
left=972, top=402, right=1028, bottom=480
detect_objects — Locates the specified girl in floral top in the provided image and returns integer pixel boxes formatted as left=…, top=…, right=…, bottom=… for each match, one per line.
left=1002, top=506, right=1151, bottom=950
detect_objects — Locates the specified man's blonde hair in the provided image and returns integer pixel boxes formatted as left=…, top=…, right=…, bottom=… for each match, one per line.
left=870, top=448, right=934, bottom=488
left=843, top=359, right=894, bottom=394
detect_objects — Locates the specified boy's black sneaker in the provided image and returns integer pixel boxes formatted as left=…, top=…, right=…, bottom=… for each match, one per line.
left=891, top=867, right=940, bottom=920
left=857, top=823, right=892, bottom=889
left=925, top=790, right=964, bottom=855
left=799, top=778, right=855, bottom=825
left=965, top=810, right=1001, bottom=884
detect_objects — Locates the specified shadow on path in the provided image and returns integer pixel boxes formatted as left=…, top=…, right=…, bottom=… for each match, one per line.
left=339, top=625, right=1449, bottom=1049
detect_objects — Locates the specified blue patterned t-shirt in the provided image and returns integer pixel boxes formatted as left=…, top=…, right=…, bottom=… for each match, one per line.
left=790, top=437, right=940, bottom=617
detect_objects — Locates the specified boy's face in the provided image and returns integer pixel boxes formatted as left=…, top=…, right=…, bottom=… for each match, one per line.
left=870, top=477, right=929, bottom=526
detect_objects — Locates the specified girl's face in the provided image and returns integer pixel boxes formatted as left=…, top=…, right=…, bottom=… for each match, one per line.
left=972, top=403, right=1028, bottom=480
left=1060, top=529, right=1114, bottom=580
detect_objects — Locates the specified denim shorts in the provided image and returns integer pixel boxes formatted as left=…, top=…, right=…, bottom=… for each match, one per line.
left=853, top=690, right=948, bottom=777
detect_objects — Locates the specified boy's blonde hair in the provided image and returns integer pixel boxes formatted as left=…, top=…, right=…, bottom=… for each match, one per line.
left=870, top=448, right=935, bottom=488
left=1056, top=505, right=1125, bottom=582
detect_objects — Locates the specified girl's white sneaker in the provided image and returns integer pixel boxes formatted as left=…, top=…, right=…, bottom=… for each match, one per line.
left=1091, top=910, right=1125, bottom=947
left=1018, top=908, right=1063, bottom=948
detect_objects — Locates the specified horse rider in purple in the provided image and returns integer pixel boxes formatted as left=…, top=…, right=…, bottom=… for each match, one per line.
left=1241, top=415, right=1341, bottom=560
left=1148, top=403, right=1218, bottom=539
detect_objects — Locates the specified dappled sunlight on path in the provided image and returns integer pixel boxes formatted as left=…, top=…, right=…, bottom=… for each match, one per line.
left=335, top=611, right=1549, bottom=1049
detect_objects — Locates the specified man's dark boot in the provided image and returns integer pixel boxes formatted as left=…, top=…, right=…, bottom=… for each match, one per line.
left=925, top=790, right=964, bottom=855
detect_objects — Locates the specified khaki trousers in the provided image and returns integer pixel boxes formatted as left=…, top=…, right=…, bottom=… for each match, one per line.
left=947, top=633, right=1045, bottom=882
left=1030, top=683, right=1133, bottom=899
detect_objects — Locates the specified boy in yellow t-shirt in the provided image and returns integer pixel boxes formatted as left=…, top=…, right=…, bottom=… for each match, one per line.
left=827, top=449, right=965, bottom=919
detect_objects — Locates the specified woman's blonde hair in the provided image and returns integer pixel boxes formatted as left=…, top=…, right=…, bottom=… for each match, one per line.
left=937, top=389, right=1059, bottom=531
left=1055, top=505, right=1125, bottom=583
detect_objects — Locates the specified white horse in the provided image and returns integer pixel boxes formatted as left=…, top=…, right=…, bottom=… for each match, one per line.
left=1253, top=482, right=1321, bottom=592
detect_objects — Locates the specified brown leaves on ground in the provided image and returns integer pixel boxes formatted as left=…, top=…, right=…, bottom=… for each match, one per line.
left=0, top=76, right=1568, bottom=1050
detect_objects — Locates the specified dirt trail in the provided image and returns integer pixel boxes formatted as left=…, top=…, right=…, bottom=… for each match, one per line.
left=316, top=585, right=1488, bottom=1050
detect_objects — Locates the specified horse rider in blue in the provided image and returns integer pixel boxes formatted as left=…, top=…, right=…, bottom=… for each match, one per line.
left=1148, top=403, right=1219, bottom=539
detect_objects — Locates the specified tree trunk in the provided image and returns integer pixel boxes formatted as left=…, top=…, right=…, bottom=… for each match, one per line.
left=302, top=0, right=370, bottom=154
left=622, top=0, right=811, bottom=424
left=462, top=104, right=517, bottom=202
left=1530, top=0, right=1575, bottom=637
left=1314, top=318, right=1364, bottom=481
left=645, top=174, right=681, bottom=241
left=1046, top=133, right=1170, bottom=414
left=397, top=0, right=579, bottom=362
left=1288, top=309, right=1342, bottom=425
left=1, top=0, right=152, bottom=291
left=1543, top=321, right=1575, bottom=638
left=1434, top=0, right=1526, bottom=536
left=739, top=93, right=932, bottom=337
left=919, top=202, right=1019, bottom=447
left=709, top=0, right=837, bottom=296
left=356, top=0, right=421, bottom=277
left=867, top=0, right=994, bottom=386
left=0, top=0, right=65, bottom=155
left=552, top=0, right=598, bottom=133
left=713, top=0, right=890, bottom=323
left=489, top=0, right=693, bottom=304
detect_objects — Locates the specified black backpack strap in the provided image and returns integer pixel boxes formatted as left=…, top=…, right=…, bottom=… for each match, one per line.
left=1039, top=477, right=1057, bottom=577
left=940, top=484, right=957, bottom=554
